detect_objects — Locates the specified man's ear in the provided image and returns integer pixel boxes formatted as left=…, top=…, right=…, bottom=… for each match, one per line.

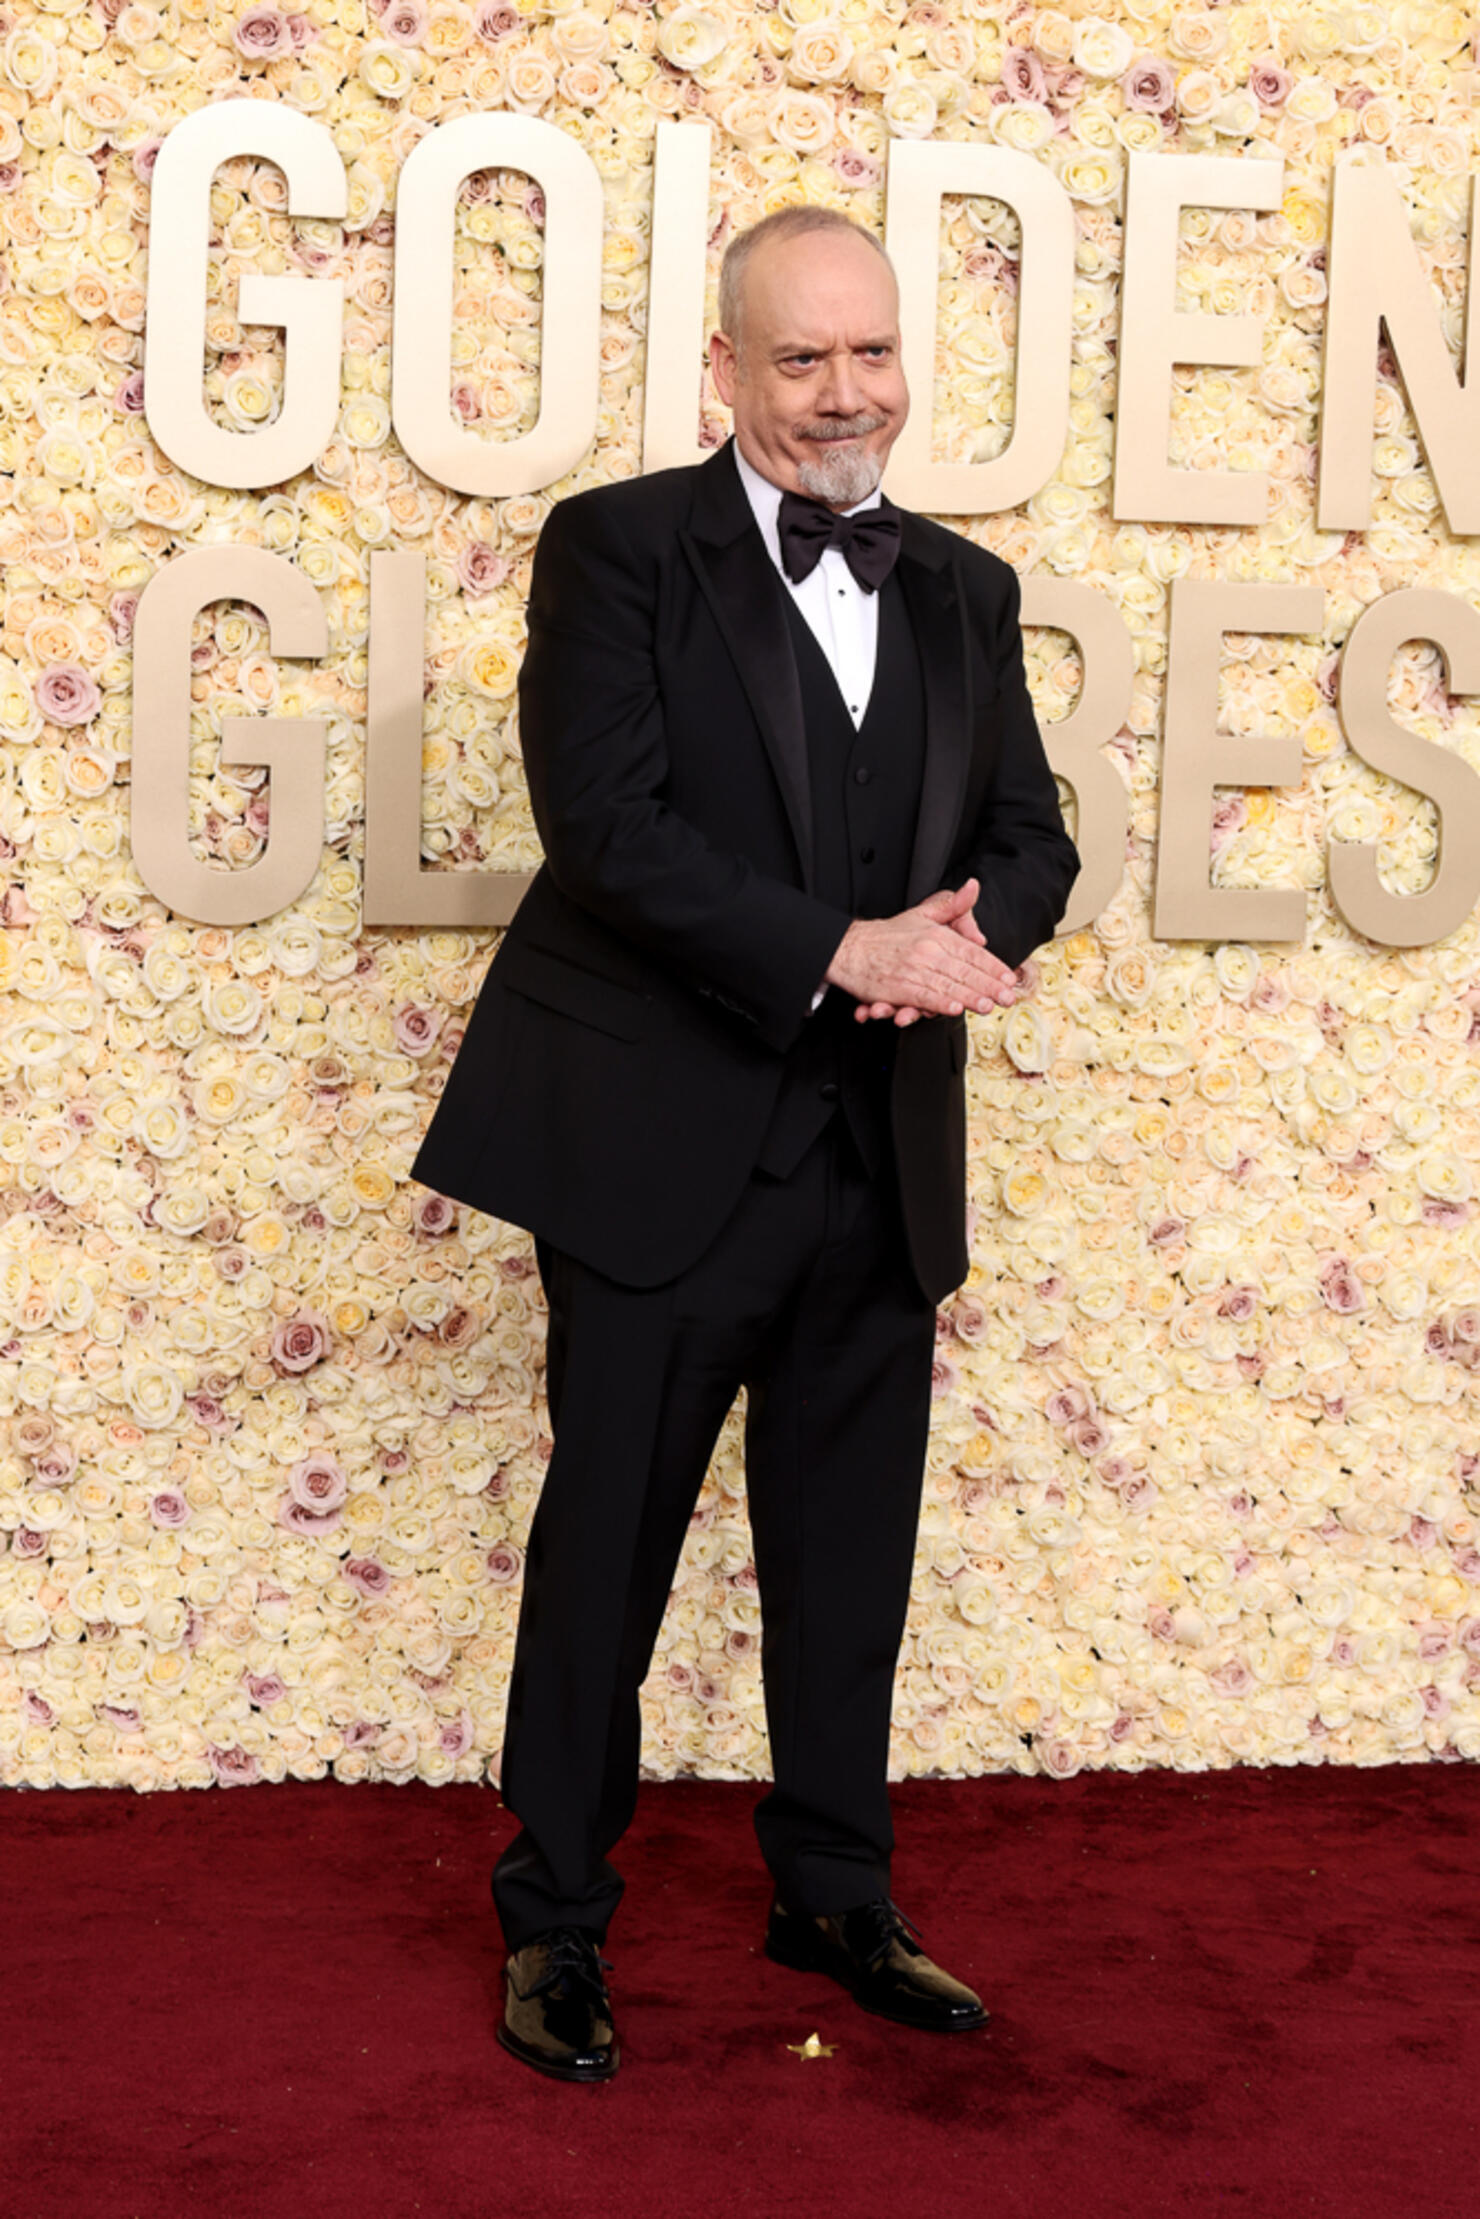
left=709, top=328, right=739, bottom=407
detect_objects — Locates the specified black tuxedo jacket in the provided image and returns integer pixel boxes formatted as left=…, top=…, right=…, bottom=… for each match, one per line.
left=412, top=440, right=1078, bottom=1302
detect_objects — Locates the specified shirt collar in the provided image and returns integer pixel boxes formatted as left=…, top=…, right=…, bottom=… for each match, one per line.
left=733, top=438, right=882, bottom=576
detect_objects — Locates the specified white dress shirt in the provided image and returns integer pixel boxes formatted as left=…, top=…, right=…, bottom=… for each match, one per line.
left=734, top=441, right=880, bottom=728
left=734, top=442, right=885, bottom=1009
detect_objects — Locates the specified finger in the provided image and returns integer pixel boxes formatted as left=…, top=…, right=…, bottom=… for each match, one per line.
left=918, top=877, right=979, bottom=924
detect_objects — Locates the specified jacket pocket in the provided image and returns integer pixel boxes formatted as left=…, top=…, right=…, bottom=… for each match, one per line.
left=496, top=940, right=650, bottom=1043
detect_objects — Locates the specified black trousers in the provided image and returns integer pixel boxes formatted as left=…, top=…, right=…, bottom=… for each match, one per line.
left=491, top=1119, right=938, bottom=1948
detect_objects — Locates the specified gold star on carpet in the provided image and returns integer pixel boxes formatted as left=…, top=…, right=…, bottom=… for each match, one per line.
left=786, top=2032, right=837, bottom=2059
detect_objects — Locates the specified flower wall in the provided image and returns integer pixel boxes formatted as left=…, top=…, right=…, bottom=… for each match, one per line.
left=3, top=0, right=1480, bottom=1793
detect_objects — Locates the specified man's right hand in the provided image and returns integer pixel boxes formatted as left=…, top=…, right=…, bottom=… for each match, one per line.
left=824, top=880, right=1018, bottom=1022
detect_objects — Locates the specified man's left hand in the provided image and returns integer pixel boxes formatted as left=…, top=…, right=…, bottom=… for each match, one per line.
left=852, top=885, right=1017, bottom=1026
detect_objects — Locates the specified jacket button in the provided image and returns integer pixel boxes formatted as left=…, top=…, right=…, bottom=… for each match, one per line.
left=819, top=1081, right=840, bottom=1102
left=859, top=846, right=876, bottom=864
left=854, top=766, right=871, bottom=785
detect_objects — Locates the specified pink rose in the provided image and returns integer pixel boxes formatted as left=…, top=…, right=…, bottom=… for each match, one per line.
left=380, top=0, right=427, bottom=42
left=0, top=164, right=21, bottom=195
left=344, top=1720, right=382, bottom=1747
left=1319, top=1258, right=1363, bottom=1314
left=35, top=663, right=101, bottom=727
left=393, top=1003, right=441, bottom=1056
left=487, top=1543, right=523, bottom=1584
left=1045, top=1384, right=1092, bottom=1426
left=246, top=1673, right=288, bottom=1705
left=210, top=1745, right=262, bottom=1786
left=115, top=370, right=145, bottom=414
left=440, top=1711, right=475, bottom=1757
left=150, top=1491, right=190, bottom=1528
left=1000, top=46, right=1047, bottom=102
left=1218, top=1286, right=1258, bottom=1321
left=415, top=1191, right=458, bottom=1236
left=271, top=1311, right=330, bottom=1372
left=833, top=147, right=882, bottom=187
left=31, top=1443, right=77, bottom=1484
left=186, top=1393, right=234, bottom=1435
left=474, top=0, right=517, bottom=36
left=12, top=1528, right=47, bottom=1558
left=99, top=1704, right=141, bottom=1731
left=1121, top=56, right=1175, bottom=113
left=279, top=1498, right=343, bottom=1536
left=457, top=542, right=512, bottom=595
left=233, top=6, right=295, bottom=61
left=108, top=590, right=139, bottom=642
left=345, top=1558, right=391, bottom=1597
left=288, top=1453, right=348, bottom=1514
left=437, top=1307, right=479, bottom=1349
left=1251, top=61, right=1291, bottom=107
left=23, top=1692, right=54, bottom=1725
left=132, top=139, right=161, bottom=183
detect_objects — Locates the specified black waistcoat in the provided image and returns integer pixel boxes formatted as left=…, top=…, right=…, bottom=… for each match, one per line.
left=754, top=569, right=928, bottom=1180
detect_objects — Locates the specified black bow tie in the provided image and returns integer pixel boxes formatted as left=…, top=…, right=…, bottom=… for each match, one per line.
left=777, top=489, right=901, bottom=592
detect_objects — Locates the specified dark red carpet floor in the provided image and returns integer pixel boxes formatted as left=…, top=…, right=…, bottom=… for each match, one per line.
left=4, top=1762, right=1479, bottom=2219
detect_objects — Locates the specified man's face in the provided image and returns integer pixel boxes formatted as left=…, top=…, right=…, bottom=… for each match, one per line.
left=709, top=230, right=909, bottom=510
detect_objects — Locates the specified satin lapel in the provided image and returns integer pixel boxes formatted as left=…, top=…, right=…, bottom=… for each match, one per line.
left=679, top=449, right=813, bottom=889
left=896, top=528, right=971, bottom=904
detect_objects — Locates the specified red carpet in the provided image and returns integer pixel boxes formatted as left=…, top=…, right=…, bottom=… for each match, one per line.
left=5, top=1762, right=1479, bottom=2219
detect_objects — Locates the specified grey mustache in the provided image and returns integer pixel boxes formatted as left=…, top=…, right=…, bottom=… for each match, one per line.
left=797, top=416, right=885, bottom=441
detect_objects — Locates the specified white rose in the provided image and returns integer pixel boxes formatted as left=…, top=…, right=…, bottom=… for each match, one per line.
left=1071, top=18, right=1133, bottom=78
left=657, top=6, right=727, bottom=71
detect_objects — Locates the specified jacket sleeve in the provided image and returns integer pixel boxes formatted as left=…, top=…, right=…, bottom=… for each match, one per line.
left=517, top=487, right=853, bottom=1056
left=955, top=563, right=1081, bottom=971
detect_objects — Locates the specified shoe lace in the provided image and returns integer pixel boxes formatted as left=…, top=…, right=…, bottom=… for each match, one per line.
left=527, top=1926, right=613, bottom=2004
left=846, top=1898, right=922, bottom=1968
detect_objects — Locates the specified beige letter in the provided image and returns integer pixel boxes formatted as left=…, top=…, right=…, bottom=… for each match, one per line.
left=642, top=121, right=713, bottom=474
left=1020, top=579, right=1133, bottom=934
left=143, top=102, right=345, bottom=489
left=364, top=551, right=531, bottom=928
left=883, top=142, right=1074, bottom=514
left=1154, top=579, right=1322, bottom=942
left=131, top=550, right=327, bottom=925
left=1318, top=164, right=1480, bottom=535
left=1113, top=153, right=1283, bottom=526
left=1330, top=588, right=1480, bottom=947
left=392, top=116, right=603, bottom=497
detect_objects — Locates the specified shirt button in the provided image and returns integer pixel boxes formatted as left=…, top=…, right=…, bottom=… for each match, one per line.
left=854, top=766, right=871, bottom=785
left=860, top=847, right=876, bottom=864
left=819, top=1081, right=840, bottom=1102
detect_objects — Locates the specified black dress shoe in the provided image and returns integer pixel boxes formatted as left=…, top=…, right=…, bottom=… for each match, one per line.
left=498, top=1927, right=619, bottom=2082
left=764, top=1897, right=989, bottom=2032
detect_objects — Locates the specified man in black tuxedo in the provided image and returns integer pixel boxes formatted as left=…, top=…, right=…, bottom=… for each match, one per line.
left=412, top=206, right=1079, bottom=2082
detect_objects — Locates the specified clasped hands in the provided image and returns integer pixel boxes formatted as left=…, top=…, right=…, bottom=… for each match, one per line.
left=825, top=879, right=1019, bottom=1028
